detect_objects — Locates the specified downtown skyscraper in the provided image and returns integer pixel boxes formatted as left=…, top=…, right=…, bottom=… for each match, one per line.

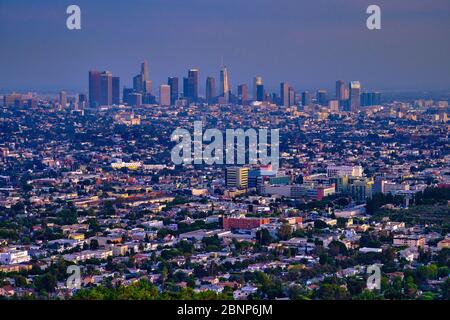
left=253, top=76, right=263, bottom=101
left=349, top=81, right=361, bottom=112
left=280, top=82, right=289, bottom=107
left=133, top=61, right=152, bottom=95
left=186, top=69, right=199, bottom=102
left=59, top=91, right=67, bottom=108
left=220, top=65, right=230, bottom=103
left=256, top=84, right=265, bottom=102
left=206, top=76, right=216, bottom=104
left=112, top=76, right=120, bottom=105
left=89, top=71, right=101, bottom=107
left=336, top=80, right=346, bottom=101
left=302, top=91, right=312, bottom=107
left=316, top=89, right=328, bottom=106
left=159, top=84, right=170, bottom=107
left=237, top=84, right=249, bottom=106
left=100, top=71, right=113, bottom=106
left=168, top=77, right=179, bottom=105
left=89, top=70, right=118, bottom=107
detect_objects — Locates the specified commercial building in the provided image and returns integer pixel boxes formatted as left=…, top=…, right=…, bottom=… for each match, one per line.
left=226, top=167, right=249, bottom=189
left=0, top=249, right=31, bottom=265
left=222, top=217, right=270, bottom=230
left=168, top=77, right=179, bottom=105
left=327, top=165, right=363, bottom=178
left=349, top=81, right=361, bottom=112
left=206, top=76, right=216, bottom=104
left=159, top=84, right=171, bottom=106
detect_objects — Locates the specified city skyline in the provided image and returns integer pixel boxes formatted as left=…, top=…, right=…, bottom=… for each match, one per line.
left=83, top=60, right=381, bottom=112
left=1, top=0, right=450, bottom=93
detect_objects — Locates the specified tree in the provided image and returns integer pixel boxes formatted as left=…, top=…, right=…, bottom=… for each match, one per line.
left=176, top=240, right=194, bottom=255
left=438, top=266, right=450, bottom=278
left=288, top=285, right=309, bottom=300
left=359, top=232, right=381, bottom=248
left=316, top=283, right=348, bottom=300
left=357, top=289, right=383, bottom=300
left=90, top=239, right=99, bottom=250
left=34, top=273, right=57, bottom=293
left=328, top=240, right=348, bottom=256
left=314, top=220, right=328, bottom=230
left=278, top=224, right=293, bottom=240
left=346, top=277, right=366, bottom=296
left=58, top=208, right=78, bottom=225
left=256, top=228, right=273, bottom=245
left=417, top=264, right=438, bottom=282
left=442, top=278, right=450, bottom=299
left=101, top=201, right=116, bottom=216
left=404, top=276, right=418, bottom=298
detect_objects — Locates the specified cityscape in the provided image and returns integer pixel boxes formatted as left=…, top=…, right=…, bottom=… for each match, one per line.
left=0, top=0, right=450, bottom=306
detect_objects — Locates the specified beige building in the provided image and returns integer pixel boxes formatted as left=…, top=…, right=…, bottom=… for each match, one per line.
left=437, top=239, right=450, bottom=250
left=393, top=235, right=426, bottom=248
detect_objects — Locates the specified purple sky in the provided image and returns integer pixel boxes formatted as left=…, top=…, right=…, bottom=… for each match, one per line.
left=1, top=0, right=450, bottom=94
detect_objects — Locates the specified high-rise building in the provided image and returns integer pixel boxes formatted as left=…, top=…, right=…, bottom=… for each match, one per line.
left=59, top=91, right=67, bottom=107
left=350, top=178, right=374, bottom=201
left=206, top=76, right=216, bottom=104
left=141, top=60, right=151, bottom=94
left=316, top=89, right=328, bottom=106
left=183, top=77, right=189, bottom=99
left=237, top=84, right=249, bottom=105
left=336, top=80, right=346, bottom=102
left=373, top=92, right=381, bottom=106
left=280, top=82, right=289, bottom=107
left=289, top=87, right=296, bottom=107
left=128, top=93, right=142, bottom=107
left=253, top=76, right=263, bottom=100
left=122, top=88, right=134, bottom=105
left=226, top=167, right=249, bottom=189
left=143, top=80, right=152, bottom=95
left=302, top=91, right=312, bottom=107
left=327, top=165, right=363, bottom=178
left=142, top=94, right=156, bottom=105
left=100, top=71, right=112, bottom=106
left=78, top=94, right=87, bottom=109
left=344, top=87, right=349, bottom=100
left=220, top=66, right=230, bottom=103
left=133, top=74, right=143, bottom=93
left=168, top=77, right=179, bottom=105
left=187, top=69, right=199, bottom=102
left=112, top=77, right=120, bottom=105
left=3, top=93, right=23, bottom=108
left=328, top=99, right=339, bottom=112
left=349, top=81, right=361, bottom=112
left=256, top=84, right=265, bottom=102
left=141, top=61, right=149, bottom=82
left=361, top=92, right=381, bottom=106
left=132, top=61, right=151, bottom=95
left=89, top=71, right=101, bottom=107
left=159, top=84, right=171, bottom=107
left=270, top=93, right=278, bottom=104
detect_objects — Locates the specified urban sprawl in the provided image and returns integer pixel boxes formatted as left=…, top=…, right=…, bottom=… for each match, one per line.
left=1, top=61, right=450, bottom=300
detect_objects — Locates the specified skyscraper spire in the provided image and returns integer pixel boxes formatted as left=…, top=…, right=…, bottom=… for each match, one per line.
left=220, top=60, right=230, bottom=103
